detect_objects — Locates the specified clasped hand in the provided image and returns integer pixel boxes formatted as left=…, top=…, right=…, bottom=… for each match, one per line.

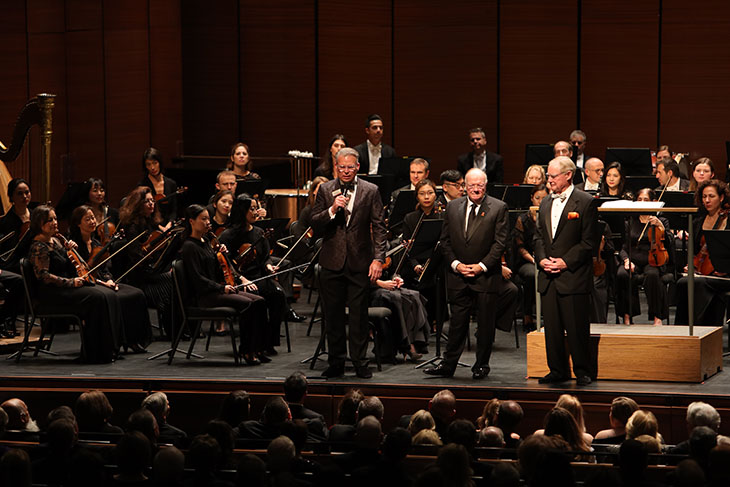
left=540, top=257, right=567, bottom=274
left=456, top=263, right=483, bottom=278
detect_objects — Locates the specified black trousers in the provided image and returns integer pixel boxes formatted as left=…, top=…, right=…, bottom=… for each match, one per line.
left=615, top=264, right=668, bottom=320
left=444, top=285, right=497, bottom=373
left=319, top=266, right=370, bottom=368
left=541, top=284, right=594, bottom=379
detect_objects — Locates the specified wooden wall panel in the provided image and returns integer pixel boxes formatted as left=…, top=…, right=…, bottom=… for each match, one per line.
left=581, top=1, right=659, bottom=161
left=103, top=0, right=151, bottom=199
left=318, top=0, right=392, bottom=163
left=660, top=0, right=730, bottom=179
left=239, top=1, right=316, bottom=162
left=393, top=1, right=498, bottom=180
left=65, top=0, right=102, bottom=31
left=150, top=0, right=183, bottom=163
left=181, top=0, right=239, bottom=156
left=500, top=0, right=579, bottom=183
left=0, top=4, right=30, bottom=180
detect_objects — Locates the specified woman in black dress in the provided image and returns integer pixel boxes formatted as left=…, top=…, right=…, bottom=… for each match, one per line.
left=27, top=205, right=122, bottom=363
left=181, top=204, right=268, bottom=365
left=615, top=189, right=672, bottom=325
left=209, top=190, right=234, bottom=236
left=137, top=147, right=179, bottom=228
left=0, top=178, right=35, bottom=270
left=314, top=134, right=347, bottom=180
left=600, top=162, right=633, bottom=200
left=69, top=205, right=151, bottom=352
left=83, top=178, right=119, bottom=245
left=227, top=143, right=260, bottom=182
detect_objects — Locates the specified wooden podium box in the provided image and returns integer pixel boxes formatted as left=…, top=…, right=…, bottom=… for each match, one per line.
left=526, top=324, right=723, bottom=383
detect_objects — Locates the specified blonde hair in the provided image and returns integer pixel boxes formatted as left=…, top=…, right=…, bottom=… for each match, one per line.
left=626, top=410, right=660, bottom=441
left=412, top=429, right=442, bottom=446
left=556, top=394, right=587, bottom=433
left=408, top=409, right=436, bottom=436
left=523, top=165, right=546, bottom=185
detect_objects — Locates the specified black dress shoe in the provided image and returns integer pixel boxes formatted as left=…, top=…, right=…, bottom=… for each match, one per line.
left=286, top=309, right=307, bottom=322
left=576, top=375, right=592, bottom=386
left=423, top=364, right=455, bottom=377
left=355, top=366, right=373, bottom=379
left=321, top=366, right=345, bottom=378
left=472, top=367, right=490, bottom=380
left=256, top=353, right=272, bottom=363
left=538, top=372, right=568, bottom=384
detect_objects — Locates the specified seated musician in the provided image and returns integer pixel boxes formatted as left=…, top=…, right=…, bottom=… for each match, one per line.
left=402, top=179, right=444, bottom=329
left=137, top=147, right=179, bottom=228
left=0, top=178, right=36, bottom=271
left=84, top=178, right=119, bottom=245
left=655, top=157, right=690, bottom=192
left=615, top=189, right=672, bottom=326
left=228, top=142, right=261, bottom=181
left=219, top=196, right=290, bottom=357
left=676, top=179, right=730, bottom=326
left=116, top=187, right=175, bottom=336
left=388, top=158, right=430, bottom=221
left=523, top=165, right=546, bottom=186
left=69, top=205, right=151, bottom=352
left=689, top=157, right=715, bottom=192
left=314, top=134, right=347, bottom=180
left=513, top=184, right=549, bottom=331
left=181, top=204, right=268, bottom=365
left=209, top=190, right=234, bottom=236
left=600, top=162, right=633, bottom=200
left=298, top=176, right=328, bottom=234
left=437, top=170, right=465, bottom=207
left=27, top=205, right=123, bottom=363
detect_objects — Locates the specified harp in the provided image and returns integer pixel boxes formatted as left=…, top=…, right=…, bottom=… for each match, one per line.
left=0, top=93, right=56, bottom=212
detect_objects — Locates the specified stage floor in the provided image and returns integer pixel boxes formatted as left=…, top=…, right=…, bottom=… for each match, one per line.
left=2, top=289, right=730, bottom=400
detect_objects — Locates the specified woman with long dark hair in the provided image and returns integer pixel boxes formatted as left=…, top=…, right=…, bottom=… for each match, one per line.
left=600, top=162, right=632, bottom=199
left=83, top=178, right=119, bottom=245
left=137, top=147, right=179, bottom=227
left=0, top=178, right=36, bottom=270
left=181, top=204, right=268, bottom=364
left=314, top=134, right=347, bottom=180
left=27, top=205, right=122, bottom=363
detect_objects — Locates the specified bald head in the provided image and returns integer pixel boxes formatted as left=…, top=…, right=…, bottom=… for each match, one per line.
left=430, top=390, right=456, bottom=423
left=1, top=398, right=31, bottom=430
left=553, top=141, right=573, bottom=158
left=584, top=157, right=604, bottom=185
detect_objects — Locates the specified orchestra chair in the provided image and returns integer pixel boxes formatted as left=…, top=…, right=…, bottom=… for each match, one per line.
left=168, top=260, right=241, bottom=365
left=11, top=258, right=84, bottom=362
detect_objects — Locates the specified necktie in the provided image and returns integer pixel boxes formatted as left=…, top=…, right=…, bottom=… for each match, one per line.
left=467, top=203, right=478, bottom=237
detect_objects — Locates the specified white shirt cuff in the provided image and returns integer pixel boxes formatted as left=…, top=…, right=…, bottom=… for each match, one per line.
left=451, top=260, right=461, bottom=272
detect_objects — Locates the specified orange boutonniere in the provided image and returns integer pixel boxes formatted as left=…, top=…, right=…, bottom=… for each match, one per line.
left=480, top=212, right=485, bottom=217
left=568, top=212, right=580, bottom=220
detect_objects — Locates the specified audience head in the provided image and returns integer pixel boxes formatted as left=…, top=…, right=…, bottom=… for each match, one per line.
left=686, top=401, right=721, bottom=431
left=413, top=429, right=443, bottom=446
left=524, top=164, right=547, bottom=185
left=437, top=443, right=473, bottom=487
left=337, top=389, right=363, bottom=425
left=555, top=394, right=587, bottom=433
left=408, top=409, right=436, bottom=436
left=518, top=434, right=569, bottom=482
left=141, top=391, right=170, bottom=426
left=47, top=418, right=77, bottom=453
left=68, top=448, right=105, bottom=487
left=610, top=396, right=639, bottom=429
left=46, top=405, right=76, bottom=430
left=619, top=438, right=649, bottom=481
left=491, top=462, right=520, bottom=487
left=446, top=419, right=478, bottom=453
left=219, top=390, right=251, bottom=427
left=476, top=398, right=500, bottom=429
left=708, top=444, right=730, bottom=486
left=262, top=396, right=291, bottom=426
left=626, top=410, right=660, bottom=441
left=689, top=425, right=718, bottom=469
left=543, top=407, right=587, bottom=452
left=357, top=395, right=384, bottom=422
left=673, top=458, right=706, bottom=486
left=115, top=431, right=152, bottom=480
left=126, top=408, right=159, bottom=446
left=382, top=427, right=412, bottom=462
left=283, top=371, right=308, bottom=403
left=188, top=434, right=222, bottom=473
left=0, top=407, right=7, bottom=434
left=267, top=435, right=296, bottom=474
left=479, top=426, right=506, bottom=448
left=205, top=420, right=235, bottom=459
left=429, top=389, right=456, bottom=424
left=236, top=454, right=267, bottom=487
left=280, top=419, right=308, bottom=455
left=355, top=415, right=383, bottom=450
left=0, top=448, right=31, bottom=487
left=635, top=434, right=662, bottom=454
left=496, top=400, right=524, bottom=435
left=153, top=446, right=185, bottom=486
left=0, top=398, right=35, bottom=431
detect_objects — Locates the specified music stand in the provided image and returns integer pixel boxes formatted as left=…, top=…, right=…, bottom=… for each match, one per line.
left=388, top=190, right=417, bottom=230
left=524, top=144, right=553, bottom=171
left=592, top=197, right=622, bottom=235
left=253, top=217, right=290, bottom=245
left=661, top=191, right=695, bottom=234
left=55, top=182, right=87, bottom=220
left=604, top=148, right=653, bottom=176
left=236, top=180, right=266, bottom=199
left=379, top=156, right=415, bottom=189
left=357, top=174, right=389, bottom=206
left=498, top=184, right=535, bottom=210
left=625, top=176, right=660, bottom=194
left=703, top=230, right=730, bottom=275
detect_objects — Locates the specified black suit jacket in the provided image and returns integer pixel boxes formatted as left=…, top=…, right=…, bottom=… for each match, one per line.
left=457, top=151, right=504, bottom=183
left=440, top=195, right=509, bottom=293
left=310, top=178, right=387, bottom=273
left=354, top=141, right=396, bottom=174
left=534, top=188, right=597, bottom=294
left=654, top=178, right=690, bottom=192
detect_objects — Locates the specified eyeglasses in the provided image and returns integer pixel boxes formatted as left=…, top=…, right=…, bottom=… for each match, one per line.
left=546, top=172, right=567, bottom=179
left=337, top=165, right=358, bottom=173
left=445, top=182, right=466, bottom=188
left=466, top=183, right=486, bottom=190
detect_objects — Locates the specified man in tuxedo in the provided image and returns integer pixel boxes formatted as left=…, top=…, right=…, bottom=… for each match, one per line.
left=534, top=156, right=598, bottom=386
left=575, top=158, right=604, bottom=192
left=570, top=130, right=588, bottom=170
left=354, top=114, right=397, bottom=174
left=655, top=157, right=690, bottom=191
left=424, top=168, right=509, bottom=380
left=311, top=147, right=387, bottom=379
left=457, top=128, right=503, bottom=183
left=438, top=170, right=465, bottom=207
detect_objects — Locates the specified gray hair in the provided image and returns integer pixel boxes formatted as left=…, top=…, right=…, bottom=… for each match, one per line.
left=687, top=402, right=721, bottom=431
left=335, top=147, right=359, bottom=163
left=141, top=392, right=168, bottom=420
left=550, top=156, right=576, bottom=175
left=570, top=129, right=587, bottom=141
left=411, top=158, right=430, bottom=171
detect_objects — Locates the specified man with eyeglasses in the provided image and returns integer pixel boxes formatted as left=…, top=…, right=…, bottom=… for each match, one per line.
left=423, top=168, right=509, bottom=380
left=311, top=147, right=387, bottom=379
left=575, top=158, right=604, bottom=192
left=438, top=169, right=465, bottom=207
left=534, top=156, right=598, bottom=387
left=457, top=128, right=503, bottom=183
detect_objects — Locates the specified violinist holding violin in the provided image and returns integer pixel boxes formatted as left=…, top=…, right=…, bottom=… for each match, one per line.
left=138, top=147, right=179, bottom=228
left=181, top=204, right=268, bottom=365
left=615, top=189, right=672, bottom=326
left=69, top=205, right=151, bottom=352
left=27, top=205, right=123, bottom=363
left=84, top=178, right=119, bottom=245
left=676, top=179, right=730, bottom=326
left=209, top=190, right=234, bottom=236
left=0, top=178, right=36, bottom=271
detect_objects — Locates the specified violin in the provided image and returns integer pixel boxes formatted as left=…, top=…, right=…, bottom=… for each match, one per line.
left=142, top=218, right=185, bottom=254
left=206, top=231, right=235, bottom=286
left=54, top=233, right=95, bottom=284
left=89, top=230, right=125, bottom=269
left=647, top=225, right=669, bottom=267
left=593, top=235, right=606, bottom=276
left=95, top=206, right=117, bottom=245
left=694, top=237, right=714, bottom=276
left=234, top=228, right=273, bottom=270
left=154, top=186, right=188, bottom=204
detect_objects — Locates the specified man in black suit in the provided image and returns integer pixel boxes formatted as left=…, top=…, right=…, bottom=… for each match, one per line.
left=387, top=157, right=429, bottom=221
left=283, top=371, right=324, bottom=422
left=424, top=168, right=509, bottom=379
left=456, top=128, right=503, bottom=183
left=534, top=156, right=598, bottom=386
left=353, top=114, right=397, bottom=175
left=438, top=169, right=465, bottom=207
left=311, top=147, right=387, bottom=379
left=655, top=157, right=690, bottom=191
left=554, top=140, right=585, bottom=184
left=575, top=157, right=604, bottom=192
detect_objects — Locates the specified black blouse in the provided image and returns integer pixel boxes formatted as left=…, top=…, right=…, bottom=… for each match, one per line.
left=181, top=237, right=227, bottom=297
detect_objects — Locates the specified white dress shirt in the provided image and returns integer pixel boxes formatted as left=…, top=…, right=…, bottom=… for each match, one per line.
left=584, top=180, right=600, bottom=191
left=473, top=151, right=486, bottom=171
left=551, top=185, right=574, bottom=238
left=367, top=140, right=382, bottom=174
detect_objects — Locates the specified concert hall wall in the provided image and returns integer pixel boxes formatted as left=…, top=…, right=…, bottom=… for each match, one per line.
left=1, top=0, right=729, bottom=205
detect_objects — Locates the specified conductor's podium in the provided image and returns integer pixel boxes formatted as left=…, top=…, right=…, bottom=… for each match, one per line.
left=526, top=324, right=723, bottom=383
